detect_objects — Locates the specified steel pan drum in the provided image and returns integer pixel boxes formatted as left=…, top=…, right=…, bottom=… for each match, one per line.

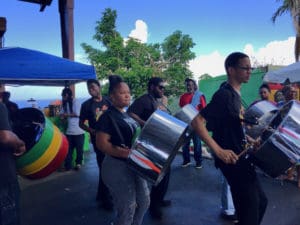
left=174, top=104, right=199, bottom=137
left=252, top=100, right=300, bottom=177
left=244, top=100, right=278, bottom=139
left=128, top=110, right=188, bottom=185
left=13, top=107, right=69, bottom=179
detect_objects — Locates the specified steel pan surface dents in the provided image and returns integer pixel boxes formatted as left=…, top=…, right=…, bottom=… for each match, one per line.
left=244, top=100, right=278, bottom=139
left=253, top=100, right=300, bottom=177
left=174, top=104, right=198, bottom=136
left=128, top=110, right=188, bottom=185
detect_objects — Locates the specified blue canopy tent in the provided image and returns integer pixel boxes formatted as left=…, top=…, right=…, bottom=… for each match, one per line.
left=0, top=47, right=96, bottom=86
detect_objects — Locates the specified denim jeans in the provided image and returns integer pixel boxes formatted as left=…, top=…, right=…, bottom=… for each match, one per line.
left=0, top=182, right=20, bottom=225
left=102, top=155, right=150, bottom=225
left=182, top=133, right=202, bottom=163
left=220, top=173, right=235, bottom=215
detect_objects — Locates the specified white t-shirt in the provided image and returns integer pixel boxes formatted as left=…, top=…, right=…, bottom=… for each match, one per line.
left=62, top=99, right=85, bottom=135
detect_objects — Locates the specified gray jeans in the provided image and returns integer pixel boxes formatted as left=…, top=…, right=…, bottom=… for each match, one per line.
left=102, top=155, right=150, bottom=225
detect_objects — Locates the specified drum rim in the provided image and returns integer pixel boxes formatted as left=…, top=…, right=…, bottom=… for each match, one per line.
left=16, top=118, right=54, bottom=168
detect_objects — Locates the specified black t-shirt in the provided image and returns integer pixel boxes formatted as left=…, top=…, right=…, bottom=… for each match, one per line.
left=4, top=100, right=19, bottom=124
left=127, top=93, right=157, bottom=121
left=201, top=83, right=245, bottom=166
left=95, top=106, right=140, bottom=149
left=0, top=102, right=18, bottom=183
left=79, top=97, right=111, bottom=130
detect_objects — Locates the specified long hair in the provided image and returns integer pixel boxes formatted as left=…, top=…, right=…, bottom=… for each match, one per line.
left=61, top=87, right=73, bottom=113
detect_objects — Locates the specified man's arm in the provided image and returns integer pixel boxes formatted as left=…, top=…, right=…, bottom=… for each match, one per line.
left=191, top=114, right=238, bottom=164
left=0, top=130, right=26, bottom=156
left=79, top=119, right=95, bottom=136
left=128, top=112, right=146, bottom=127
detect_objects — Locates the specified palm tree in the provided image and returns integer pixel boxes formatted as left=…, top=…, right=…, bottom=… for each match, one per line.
left=272, top=0, right=300, bottom=61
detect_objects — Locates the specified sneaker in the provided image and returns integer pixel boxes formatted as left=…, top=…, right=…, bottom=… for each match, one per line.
left=74, top=164, right=81, bottom=171
left=221, top=213, right=238, bottom=223
left=149, top=207, right=162, bottom=220
left=181, top=161, right=191, bottom=168
left=195, top=162, right=203, bottom=169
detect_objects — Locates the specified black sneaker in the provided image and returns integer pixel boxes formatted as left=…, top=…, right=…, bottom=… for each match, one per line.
left=181, top=161, right=191, bottom=168
left=195, top=162, right=203, bottom=169
left=74, top=164, right=81, bottom=171
left=149, top=207, right=162, bottom=220
left=221, top=213, right=238, bottom=223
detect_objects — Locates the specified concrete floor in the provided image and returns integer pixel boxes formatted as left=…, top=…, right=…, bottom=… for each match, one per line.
left=19, top=150, right=300, bottom=225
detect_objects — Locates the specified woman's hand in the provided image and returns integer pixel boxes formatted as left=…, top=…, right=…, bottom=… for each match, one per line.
left=13, top=139, right=26, bottom=156
left=119, top=145, right=131, bottom=158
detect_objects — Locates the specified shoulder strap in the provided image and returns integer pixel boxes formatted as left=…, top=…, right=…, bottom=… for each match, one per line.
left=191, top=90, right=203, bottom=107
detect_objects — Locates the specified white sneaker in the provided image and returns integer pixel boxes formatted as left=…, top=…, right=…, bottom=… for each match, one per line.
left=202, top=147, right=213, bottom=159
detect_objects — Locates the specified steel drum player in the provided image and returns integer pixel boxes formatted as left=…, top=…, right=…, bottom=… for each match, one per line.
left=191, top=52, right=268, bottom=225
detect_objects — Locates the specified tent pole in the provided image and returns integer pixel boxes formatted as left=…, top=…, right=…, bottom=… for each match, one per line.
left=59, top=0, right=75, bottom=96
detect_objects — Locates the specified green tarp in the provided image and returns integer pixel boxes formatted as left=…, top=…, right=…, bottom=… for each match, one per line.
left=199, top=71, right=265, bottom=108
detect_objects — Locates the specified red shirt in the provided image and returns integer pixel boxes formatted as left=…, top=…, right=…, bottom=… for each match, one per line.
left=179, top=92, right=206, bottom=111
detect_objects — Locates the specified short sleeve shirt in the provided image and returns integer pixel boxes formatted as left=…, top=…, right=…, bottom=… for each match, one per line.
left=95, top=106, right=140, bottom=149
left=79, top=97, right=111, bottom=130
left=127, top=94, right=157, bottom=121
left=0, top=103, right=18, bottom=183
left=63, top=99, right=85, bottom=135
left=200, top=83, right=245, bottom=158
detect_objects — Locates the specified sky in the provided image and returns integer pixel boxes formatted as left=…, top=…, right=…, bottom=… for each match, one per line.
left=0, top=0, right=297, bottom=100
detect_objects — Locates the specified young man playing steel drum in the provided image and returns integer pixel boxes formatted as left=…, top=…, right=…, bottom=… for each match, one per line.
left=191, top=52, right=268, bottom=225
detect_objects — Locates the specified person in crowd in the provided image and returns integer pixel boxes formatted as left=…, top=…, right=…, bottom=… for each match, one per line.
left=191, top=52, right=268, bottom=225
left=0, top=97, right=26, bottom=225
left=179, top=78, right=206, bottom=168
left=60, top=87, right=85, bottom=171
left=96, top=75, right=150, bottom=225
left=127, top=77, right=171, bottom=219
left=79, top=79, right=113, bottom=210
left=274, top=90, right=285, bottom=105
left=249, top=83, right=274, bottom=108
left=1, top=91, right=19, bottom=126
left=281, top=84, right=298, bottom=102
left=258, top=83, right=272, bottom=101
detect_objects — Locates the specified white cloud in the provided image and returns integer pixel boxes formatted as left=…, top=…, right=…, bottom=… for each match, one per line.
left=128, top=20, right=148, bottom=43
left=188, top=51, right=226, bottom=79
left=245, top=37, right=295, bottom=66
left=189, top=36, right=295, bottom=79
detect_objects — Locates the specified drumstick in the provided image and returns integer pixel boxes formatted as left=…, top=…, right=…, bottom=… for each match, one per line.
left=238, top=149, right=248, bottom=158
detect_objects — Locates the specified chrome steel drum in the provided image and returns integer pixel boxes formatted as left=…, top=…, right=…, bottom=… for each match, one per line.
left=128, top=109, right=188, bottom=185
left=174, top=104, right=199, bottom=137
left=253, top=100, right=300, bottom=177
left=244, top=100, right=278, bottom=139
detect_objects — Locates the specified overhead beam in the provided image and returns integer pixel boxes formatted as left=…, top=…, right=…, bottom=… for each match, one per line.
left=18, top=0, right=53, bottom=12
